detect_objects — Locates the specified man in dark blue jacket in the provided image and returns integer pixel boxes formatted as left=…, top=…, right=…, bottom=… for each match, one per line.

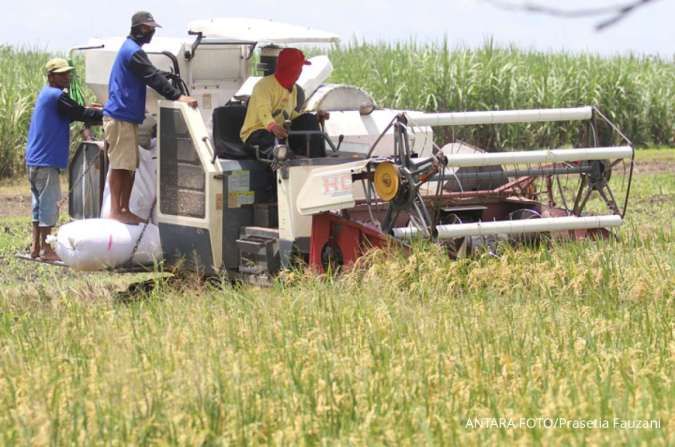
left=104, top=11, right=197, bottom=224
left=25, top=58, right=103, bottom=260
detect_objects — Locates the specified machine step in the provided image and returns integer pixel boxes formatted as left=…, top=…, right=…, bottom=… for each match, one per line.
left=236, top=227, right=280, bottom=275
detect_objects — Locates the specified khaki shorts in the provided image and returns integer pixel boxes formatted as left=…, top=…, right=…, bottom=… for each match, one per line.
left=104, top=116, right=139, bottom=171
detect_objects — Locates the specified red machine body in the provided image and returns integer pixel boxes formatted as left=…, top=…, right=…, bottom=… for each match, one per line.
left=309, top=213, right=390, bottom=273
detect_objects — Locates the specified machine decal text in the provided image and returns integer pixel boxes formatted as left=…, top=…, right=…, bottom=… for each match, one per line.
left=322, top=174, right=352, bottom=197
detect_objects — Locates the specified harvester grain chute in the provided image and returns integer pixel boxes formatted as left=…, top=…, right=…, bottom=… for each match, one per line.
left=54, top=18, right=633, bottom=280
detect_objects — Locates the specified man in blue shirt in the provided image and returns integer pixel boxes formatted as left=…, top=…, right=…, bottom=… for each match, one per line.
left=25, top=58, right=103, bottom=260
left=104, top=11, right=197, bottom=224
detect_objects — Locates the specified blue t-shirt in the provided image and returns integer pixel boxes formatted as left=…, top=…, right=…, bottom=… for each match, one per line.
left=103, top=37, right=147, bottom=124
left=25, top=86, right=71, bottom=169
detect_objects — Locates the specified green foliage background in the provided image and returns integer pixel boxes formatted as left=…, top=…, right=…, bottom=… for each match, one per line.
left=0, top=47, right=52, bottom=178
left=0, top=41, right=673, bottom=178
left=328, top=39, right=674, bottom=150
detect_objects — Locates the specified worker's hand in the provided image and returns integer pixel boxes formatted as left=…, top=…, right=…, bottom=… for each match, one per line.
left=268, top=123, right=288, bottom=140
left=178, top=95, right=198, bottom=108
left=317, top=110, right=330, bottom=123
left=87, top=103, right=103, bottom=110
left=80, top=127, right=93, bottom=141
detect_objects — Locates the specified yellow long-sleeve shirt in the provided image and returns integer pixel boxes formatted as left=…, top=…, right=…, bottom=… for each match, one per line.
left=240, top=75, right=301, bottom=142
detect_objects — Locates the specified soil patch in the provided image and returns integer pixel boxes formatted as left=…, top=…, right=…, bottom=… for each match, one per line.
left=632, top=159, right=675, bottom=175
left=0, top=192, right=68, bottom=219
left=0, top=193, right=32, bottom=218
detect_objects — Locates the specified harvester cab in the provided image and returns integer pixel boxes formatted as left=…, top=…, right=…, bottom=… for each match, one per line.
left=68, top=18, right=433, bottom=277
left=67, top=18, right=634, bottom=280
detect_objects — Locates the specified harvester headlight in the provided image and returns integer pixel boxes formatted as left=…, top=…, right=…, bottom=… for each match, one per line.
left=373, top=162, right=400, bottom=202
left=273, top=144, right=288, bottom=162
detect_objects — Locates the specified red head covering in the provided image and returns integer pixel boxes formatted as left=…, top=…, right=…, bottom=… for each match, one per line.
left=274, top=48, right=311, bottom=91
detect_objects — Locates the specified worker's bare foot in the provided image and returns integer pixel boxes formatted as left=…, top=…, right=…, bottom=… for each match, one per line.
left=123, top=210, right=145, bottom=225
left=40, top=247, right=60, bottom=262
left=109, top=211, right=143, bottom=225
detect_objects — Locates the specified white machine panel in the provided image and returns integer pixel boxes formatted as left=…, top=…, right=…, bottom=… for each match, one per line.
left=277, top=165, right=313, bottom=242
left=297, top=55, right=333, bottom=103
left=189, top=46, right=243, bottom=82
left=322, top=110, right=434, bottom=157
left=82, top=37, right=189, bottom=116
left=296, top=159, right=370, bottom=215
left=188, top=18, right=340, bottom=44
left=304, top=84, right=375, bottom=112
left=278, top=160, right=370, bottom=244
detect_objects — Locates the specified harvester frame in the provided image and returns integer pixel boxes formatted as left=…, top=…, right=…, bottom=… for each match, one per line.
left=56, top=18, right=634, bottom=280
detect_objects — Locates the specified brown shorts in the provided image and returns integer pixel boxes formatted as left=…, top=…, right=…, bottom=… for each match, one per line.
left=103, top=116, right=139, bottom=171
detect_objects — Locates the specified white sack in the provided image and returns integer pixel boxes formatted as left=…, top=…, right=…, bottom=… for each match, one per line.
left=50, top=218, right=162, bottom=271
left=101, top=141, right=157, bottom=223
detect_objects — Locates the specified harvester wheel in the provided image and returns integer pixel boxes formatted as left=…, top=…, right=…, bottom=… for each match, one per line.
left=443, top=213, right=466, bottom=258
left=508, top=208, right=543, bottom=245
left=321, top=243, right=344, bottom=272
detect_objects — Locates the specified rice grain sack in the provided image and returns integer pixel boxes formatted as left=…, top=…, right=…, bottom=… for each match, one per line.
left=51, top=219, right=162, bottom=271
left=101, top=142, right=157, bottom=223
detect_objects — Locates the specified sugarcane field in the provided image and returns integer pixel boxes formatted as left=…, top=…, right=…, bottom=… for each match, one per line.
left=0, top=2, right=673, bottom=445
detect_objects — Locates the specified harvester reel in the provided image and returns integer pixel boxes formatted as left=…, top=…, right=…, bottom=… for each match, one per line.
left=375, top=164, right=433, bottom=237
left=571, top=160, right=620, bottom=215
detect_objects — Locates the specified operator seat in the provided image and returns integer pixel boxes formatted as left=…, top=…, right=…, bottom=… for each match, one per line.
left=212, top=84, right=324, bottom=160
left=212, top=102, right=255, bottom=159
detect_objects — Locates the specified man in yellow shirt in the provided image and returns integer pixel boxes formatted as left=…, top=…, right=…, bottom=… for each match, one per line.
left=240, top=48, right=328, bottom=158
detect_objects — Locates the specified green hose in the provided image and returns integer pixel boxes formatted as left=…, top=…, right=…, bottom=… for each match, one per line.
left=67, top=56, right=99, bottom=140
left=67, top=58, right=86, bottom=106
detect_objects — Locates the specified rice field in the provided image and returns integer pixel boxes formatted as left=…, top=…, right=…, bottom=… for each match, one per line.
left=0, top=149, right=672, bottom=445
left=0, top=39, right=673, bottom=445
left=0, top=42, right=673, bottom=178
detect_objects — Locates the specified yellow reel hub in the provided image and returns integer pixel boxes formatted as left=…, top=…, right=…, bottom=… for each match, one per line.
left=373, top=162, right=400, bottom=202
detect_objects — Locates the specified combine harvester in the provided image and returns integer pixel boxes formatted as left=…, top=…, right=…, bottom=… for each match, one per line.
left=62, top=18, right=633, bottom=281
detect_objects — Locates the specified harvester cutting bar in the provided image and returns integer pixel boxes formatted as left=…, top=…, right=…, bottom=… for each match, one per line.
left=392, top=215, right=622, bottom=240
left=442, top=146, right=632, bottom=168
left=407, top=106, right=592, bottom=127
